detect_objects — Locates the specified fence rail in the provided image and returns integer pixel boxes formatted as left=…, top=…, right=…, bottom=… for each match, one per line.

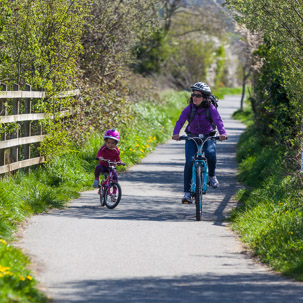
left=0, top=83, right=80, bottom=175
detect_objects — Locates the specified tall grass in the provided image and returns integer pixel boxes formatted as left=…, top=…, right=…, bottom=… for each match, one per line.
left=231, top=123, right=303, bottom=280
left=213, top=86, right=244, bottom=99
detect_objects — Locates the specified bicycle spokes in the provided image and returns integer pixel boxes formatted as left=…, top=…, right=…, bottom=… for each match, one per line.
left=104, top=182, right=122, bottom=209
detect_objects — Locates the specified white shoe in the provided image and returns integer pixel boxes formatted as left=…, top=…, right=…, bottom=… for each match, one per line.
left=182, top=192, right=192, bottom=204
left=209, top=176, right=219, bottom=188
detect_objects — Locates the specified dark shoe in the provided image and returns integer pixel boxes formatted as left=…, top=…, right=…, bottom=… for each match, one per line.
left=182, top=192, right=192, bottom=204
left=93, top=179, right=99, bottom=188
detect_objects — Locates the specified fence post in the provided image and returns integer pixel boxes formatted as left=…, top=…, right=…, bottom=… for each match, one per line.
left=0, top=83, right=7, bottom=167
left=24, top=84, right=32, bottom=160
left=11, top=83, right=20, bottom=163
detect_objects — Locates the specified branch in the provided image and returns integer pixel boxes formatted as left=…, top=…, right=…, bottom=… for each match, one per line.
left=171, top=27, right=207, bottom=37
left=261, top=4, right=303, bottom=48
left=290, top=0, right=303, bottom=23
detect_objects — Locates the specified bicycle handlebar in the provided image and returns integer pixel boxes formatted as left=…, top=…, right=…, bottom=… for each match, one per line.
left=97, top=158, right=126, bottom=166
left=178, top=135, right=226, bottom=141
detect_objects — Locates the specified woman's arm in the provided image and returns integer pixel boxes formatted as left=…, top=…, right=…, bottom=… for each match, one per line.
left=210, top=105, right=227, bottom=136
left=172, top=105, right=191, bottom=137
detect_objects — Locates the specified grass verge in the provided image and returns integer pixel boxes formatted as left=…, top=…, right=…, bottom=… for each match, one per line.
left=213, top=86, right=245, bottom=99
left=230, top=108, right=303, bottom=281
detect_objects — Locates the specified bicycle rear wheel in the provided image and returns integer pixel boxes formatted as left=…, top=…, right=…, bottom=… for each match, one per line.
left=195, top=164, right=203, bottom=221
left=104, top=182, right=122, bottom=209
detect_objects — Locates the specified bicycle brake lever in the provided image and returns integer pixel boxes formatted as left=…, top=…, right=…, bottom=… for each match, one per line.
left=179, top=135, right=188, bottom=141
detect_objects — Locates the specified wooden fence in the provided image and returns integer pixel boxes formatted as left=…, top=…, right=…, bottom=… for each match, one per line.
left=0, top=83, right=80, bottom=175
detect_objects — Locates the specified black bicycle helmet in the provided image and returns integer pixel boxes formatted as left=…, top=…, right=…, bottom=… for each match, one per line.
left=191, top=82, right=211, bottom=96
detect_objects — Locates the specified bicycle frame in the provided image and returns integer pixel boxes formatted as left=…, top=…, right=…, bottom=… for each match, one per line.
left=101, top=164, right=115, bottom=188
left=179, top=134, right=220, bottom=221
left=190, top=136, right=208, bottom=195
left=97, top=158, right=125, bottom=209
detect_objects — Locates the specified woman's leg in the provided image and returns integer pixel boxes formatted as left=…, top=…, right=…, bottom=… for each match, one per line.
left=204, top=140, right=217, bottom=177
left=184, top=140, right=197, bottom=192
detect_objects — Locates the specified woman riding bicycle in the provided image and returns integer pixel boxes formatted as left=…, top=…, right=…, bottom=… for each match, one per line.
left=172, top=82, right=227, bottom=203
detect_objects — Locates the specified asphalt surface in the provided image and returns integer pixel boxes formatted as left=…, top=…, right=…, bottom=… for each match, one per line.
left=19, top=95, right=303, bottom=302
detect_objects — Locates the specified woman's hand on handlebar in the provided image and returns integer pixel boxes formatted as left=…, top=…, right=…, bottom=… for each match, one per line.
left=219, top=134, right=227, bottom=141
left=172, top=134, right=180, bottom=141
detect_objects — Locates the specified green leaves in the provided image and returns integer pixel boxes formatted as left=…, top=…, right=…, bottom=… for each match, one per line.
left=226, top=0, right=303, bottom=277
left=226, top=0, right=303, bottom=165
left=231, top=123, right=303, bottom=280
left=0, top=0, right=91, bottom=158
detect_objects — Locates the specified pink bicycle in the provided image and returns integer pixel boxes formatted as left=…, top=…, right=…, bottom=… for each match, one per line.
left=98, top=159, right=125, bottom=209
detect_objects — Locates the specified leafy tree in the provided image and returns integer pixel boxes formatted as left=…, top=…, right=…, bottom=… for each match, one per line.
left=225, top=0, right=303, bottom=168
left=160, top=5, right=230, bottom=89
left=0, top=0, right=89, bottom=158
left=232, top=23, right=261, bottom=111
left=0, top=0, right=12, bottom=72
left=71, top=0, right=167, bottom=145
left=1, top=0, right=88, bottom=90
left=131, top=0, right=184, bottom=75
left=161, top=36, right=215, bottom=89
left=80, top=0, right=163, bottom=82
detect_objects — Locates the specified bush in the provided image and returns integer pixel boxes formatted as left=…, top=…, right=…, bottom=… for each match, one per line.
left=230, top=123, right=303, bottom=280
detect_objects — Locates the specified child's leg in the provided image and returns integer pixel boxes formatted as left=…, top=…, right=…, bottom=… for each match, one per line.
left=112, top=169, right=118, bottom=194
left=93, top=164, right=107, bottom=187
left=94, top=164, right=107, bottom=180
left=112, top=169, right=118, bottom=182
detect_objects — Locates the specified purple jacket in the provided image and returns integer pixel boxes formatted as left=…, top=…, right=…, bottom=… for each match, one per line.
left=173, top=104, right=227, bottom=136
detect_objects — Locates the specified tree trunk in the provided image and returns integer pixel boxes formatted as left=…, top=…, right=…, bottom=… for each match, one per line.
left=240, top=66, right=252, bottom=111
left=240, top=76, right=246, bottom=111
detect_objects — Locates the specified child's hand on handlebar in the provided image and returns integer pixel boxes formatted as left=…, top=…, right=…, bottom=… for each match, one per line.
left=219, top=134, right=227, bottom=141
left=172, top=134, right=180, bottom=141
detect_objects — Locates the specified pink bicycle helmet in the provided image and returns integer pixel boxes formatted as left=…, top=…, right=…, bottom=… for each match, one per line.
left=104, top=129, right=120, bottom=142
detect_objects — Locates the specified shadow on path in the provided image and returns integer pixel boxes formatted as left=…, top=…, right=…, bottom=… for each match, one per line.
left=46, top=119, right=243, bottom=224
left=52, top=273, right=303, bottom=303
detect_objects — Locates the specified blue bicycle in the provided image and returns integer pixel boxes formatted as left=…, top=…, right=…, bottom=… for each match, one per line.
left=179, top=133, right=222, bottom=221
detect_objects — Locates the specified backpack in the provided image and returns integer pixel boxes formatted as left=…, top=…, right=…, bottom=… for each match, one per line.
left=185, top=95, right=219, bottom=134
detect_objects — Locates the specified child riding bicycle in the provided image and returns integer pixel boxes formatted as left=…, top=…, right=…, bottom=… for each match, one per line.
left=172, top=82, right=227, bottom=204
left=92, top=129, right=122, bottom=191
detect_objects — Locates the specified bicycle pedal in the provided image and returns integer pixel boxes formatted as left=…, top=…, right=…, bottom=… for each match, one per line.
left=182, top=201, right=192, bottom=204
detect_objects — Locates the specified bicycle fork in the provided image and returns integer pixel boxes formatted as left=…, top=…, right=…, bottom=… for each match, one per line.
left=191, top=160, right=208, bottom=195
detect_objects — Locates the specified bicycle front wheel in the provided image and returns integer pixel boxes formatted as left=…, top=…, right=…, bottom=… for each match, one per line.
left=195, top=164, right=203, bottom=221
left=99, top=186, right=105, bottom=207
left=104, top=182, right=122, bottom=209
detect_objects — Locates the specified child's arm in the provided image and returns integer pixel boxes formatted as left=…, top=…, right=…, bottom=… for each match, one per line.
left=116, top=149, right=121, bottom=162
left=96, top=145, right=106, bottom=160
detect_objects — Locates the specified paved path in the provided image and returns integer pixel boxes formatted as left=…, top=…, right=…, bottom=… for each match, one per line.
left=19, top=96, right=303, bottom=302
